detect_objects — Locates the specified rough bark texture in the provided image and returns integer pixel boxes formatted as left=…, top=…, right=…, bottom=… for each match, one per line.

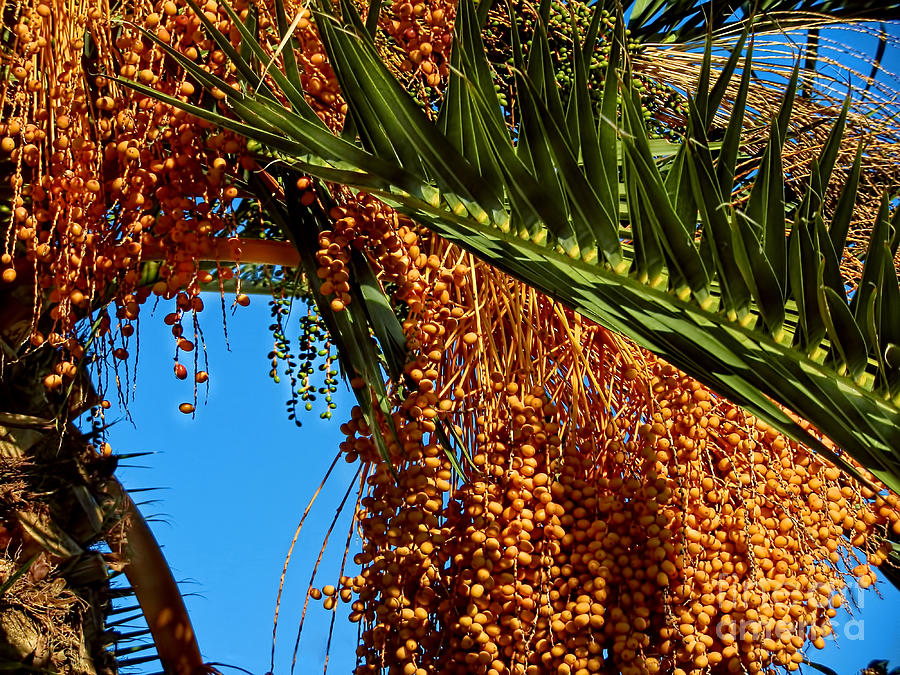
left=0, top=422, right=117, bottom=675
left=0, top=274, right=116, bottom=675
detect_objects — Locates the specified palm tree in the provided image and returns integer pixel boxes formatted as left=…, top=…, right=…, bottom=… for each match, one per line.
left=0, top=167, right=205, bottom=673
left=125, top=0, right=900, bottom=495
left=6, top=0, right=900, bottom=671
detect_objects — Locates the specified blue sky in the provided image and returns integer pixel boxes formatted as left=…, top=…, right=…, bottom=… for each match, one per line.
left=108, top=298, right=900, bottom=675
left=109, top=299, right=361, bottom=674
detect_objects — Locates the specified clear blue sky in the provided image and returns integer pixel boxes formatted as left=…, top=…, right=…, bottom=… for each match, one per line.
left=108, top=297, right=900, bottom=675
left=109, top=299, right=361, bottom=674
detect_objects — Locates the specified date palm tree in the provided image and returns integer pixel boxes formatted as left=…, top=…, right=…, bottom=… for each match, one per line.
left=5, top=0, right=900, bottom=671
left=0, top=169, right=204, bottom=673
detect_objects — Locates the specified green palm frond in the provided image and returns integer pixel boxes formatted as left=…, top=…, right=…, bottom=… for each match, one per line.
left=120, top=0, right=900, bottom=493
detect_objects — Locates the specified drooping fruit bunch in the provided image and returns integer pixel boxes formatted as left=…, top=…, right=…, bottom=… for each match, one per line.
left=0, top=0, right=356, bottom=409
left=1, top=0, right=249, bottom=398
left=0, top=0, right=459, bottom=411
left=312, top=237, right=900, bottom=675
left=382, top=0, right=454, bottom=89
